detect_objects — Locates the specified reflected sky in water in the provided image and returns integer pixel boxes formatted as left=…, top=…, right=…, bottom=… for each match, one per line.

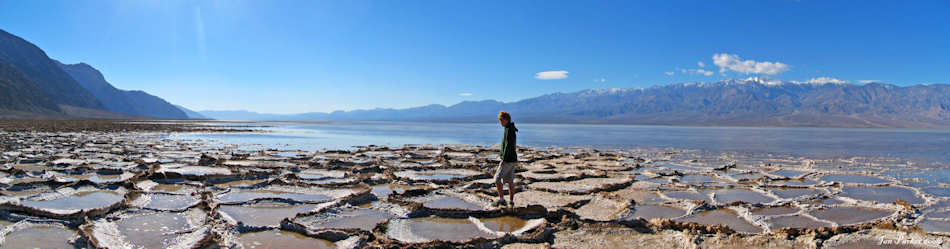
left=171, top=121, right=950, bottom=163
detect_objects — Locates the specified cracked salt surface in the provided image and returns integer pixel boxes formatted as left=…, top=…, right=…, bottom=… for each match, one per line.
left=0, top=123, right=949, bottom=248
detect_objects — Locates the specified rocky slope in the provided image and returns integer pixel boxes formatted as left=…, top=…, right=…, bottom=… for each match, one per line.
left=56, top=61, right=188, bottom=119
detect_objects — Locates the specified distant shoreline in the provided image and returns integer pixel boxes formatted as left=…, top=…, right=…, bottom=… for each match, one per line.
left=185, top=119, right=950, bottom=130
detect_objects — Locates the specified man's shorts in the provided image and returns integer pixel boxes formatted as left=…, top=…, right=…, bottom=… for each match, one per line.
left=494, top=161, right=518, bottom=184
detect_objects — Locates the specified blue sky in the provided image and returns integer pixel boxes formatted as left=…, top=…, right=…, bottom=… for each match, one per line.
left=1, top=0, right=948, bottom=113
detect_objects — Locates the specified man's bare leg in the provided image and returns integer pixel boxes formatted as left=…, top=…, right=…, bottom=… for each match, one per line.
left=495, top=182, right=504, bottom=201
left=506, top=179, right=515, bottom=205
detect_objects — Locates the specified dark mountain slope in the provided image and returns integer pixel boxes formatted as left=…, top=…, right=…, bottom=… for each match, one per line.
left=56, top=61, right=188, bottom=119
left=0, top=29, right=103, bottom=109
left=0, top=61, right=60, bottom=114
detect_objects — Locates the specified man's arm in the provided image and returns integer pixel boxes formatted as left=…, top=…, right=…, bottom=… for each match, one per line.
left=499, top=128, right=509, bottom=161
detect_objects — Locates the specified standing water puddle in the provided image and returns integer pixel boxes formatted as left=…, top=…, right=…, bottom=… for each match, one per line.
left=480, top=216, right=528, bottom=233
left=766, top=215, right=833, bottom=229
left=386, top=216, right=532, bottom=243
left=295, top=208, right=393, bottom=231
left=809, top=207, right=893, bottom=225
left=676, top=209, right=763, bottom=234
left=0, top=224, right=76, bottom=249
left=217, top=189, right=330, bottom=204
left=712, top=189, right=775, bottom=204
left=920, top=219, right=950, bottom=234
left=751, top=206, right=799, bottom=216
left=394, top=169, right=483, bottom=181
left=135, top=193, right=199, bottom=210
left=820, top=174, right=890, bottom=184
left=415, top=174, right=464, bottom=181
left=769, top=179, right=821, bottom=187
left=149, top=184, right=197, bottom=194
left=839, top=186, right=923, bottom=204
left=627, top=205, right=686, bottom=220
left=769, top=188, right=823, bottom=199
left=219, top=203, right=322, bottom=227
left=115, top=212, right=194, bottom=249
left=214, top=179, right=267, bottom=188
left=423, top=196, right=487, bottom=211
left=679, top=175, right=718, bottom=184
left=771, top=170, right=808, bottom=179
left=371, top=184, right=419, bottom=199
left=22, top=190, right=124, bottom=213
left=238, top=229, right=335, bottom=249
left=663, top=190, right=711, bottom=202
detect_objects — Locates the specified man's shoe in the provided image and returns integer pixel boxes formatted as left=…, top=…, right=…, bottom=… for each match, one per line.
left=494, top=199, right=507, bottom=207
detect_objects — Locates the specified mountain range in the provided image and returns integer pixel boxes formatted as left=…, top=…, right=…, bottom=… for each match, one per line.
left=0, top=29, right=188, bottom=119
left=199, top=77, right=950, bottom=128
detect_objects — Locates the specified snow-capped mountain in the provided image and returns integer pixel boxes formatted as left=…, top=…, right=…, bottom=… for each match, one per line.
left=201, top=77, right=950, bottom=128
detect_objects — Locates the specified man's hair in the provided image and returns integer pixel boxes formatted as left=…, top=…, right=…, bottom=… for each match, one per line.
left=498, top=111, right=511, bottom=121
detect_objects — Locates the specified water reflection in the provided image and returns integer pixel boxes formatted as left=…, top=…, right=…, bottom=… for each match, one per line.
left=171, top=121, right=950, bottom=163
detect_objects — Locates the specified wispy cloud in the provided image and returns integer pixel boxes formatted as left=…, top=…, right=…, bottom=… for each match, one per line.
left=802, top=77, right=848, bottom=84
left=535, top=70, right=568, bottom=80
left=680, top=68, right=714, bottom=76
left=194, top=6, right=207, bottom=61
left=594, top=77, right=606, bottom=83
left=697, top=61, right=705, bottom=68
left=458, top=92, right=472, bottom=97
left=712, top=53, right=789, bottom=75
left=857, top=80, right=879, bottom=84
left=665, top=71, right=675, bottom=76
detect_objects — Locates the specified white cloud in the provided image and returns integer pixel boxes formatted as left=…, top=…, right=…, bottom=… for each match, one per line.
left=712, top=53, right=790, bottom=75
left=680, top=68, right=714, bottom=76
left=857, top=80, right=879, bottom=84
left=535, top=70, right=568, bottom=80
left=802, top=77, right=848, bottom=85
left=697, top=61, right=705, bottom=68
left=665, top=71, right=675, bottom=76
left=458, top=92, right=472, bottom=97
left=594, top=77, right=606, bottom=83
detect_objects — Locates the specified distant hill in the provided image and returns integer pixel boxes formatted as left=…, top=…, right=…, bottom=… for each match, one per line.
left=56, top=61, right=188, bottom=119
left=0, top=29, right=193, bottom=120
left=174, top=105, right=211, bottom=119
left=196, top=110, right=296, bottom=121
left=201, top=77, right=950, bottom=128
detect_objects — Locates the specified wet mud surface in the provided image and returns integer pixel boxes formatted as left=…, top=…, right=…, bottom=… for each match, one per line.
left=0, top=122, right=949, bottom=248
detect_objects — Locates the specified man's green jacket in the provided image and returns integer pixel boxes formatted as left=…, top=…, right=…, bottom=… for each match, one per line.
left=500, top=122, right=518, bottom=162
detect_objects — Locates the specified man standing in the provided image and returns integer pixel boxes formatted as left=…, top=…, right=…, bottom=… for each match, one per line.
left=494, top=111, right=518, bottom=207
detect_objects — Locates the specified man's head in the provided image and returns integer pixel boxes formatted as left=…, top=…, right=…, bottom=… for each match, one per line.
left=497, top=111, right=511, bottom=127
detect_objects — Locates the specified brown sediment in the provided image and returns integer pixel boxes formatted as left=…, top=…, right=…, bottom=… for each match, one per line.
left=0, top=121, right=949, bottom=248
